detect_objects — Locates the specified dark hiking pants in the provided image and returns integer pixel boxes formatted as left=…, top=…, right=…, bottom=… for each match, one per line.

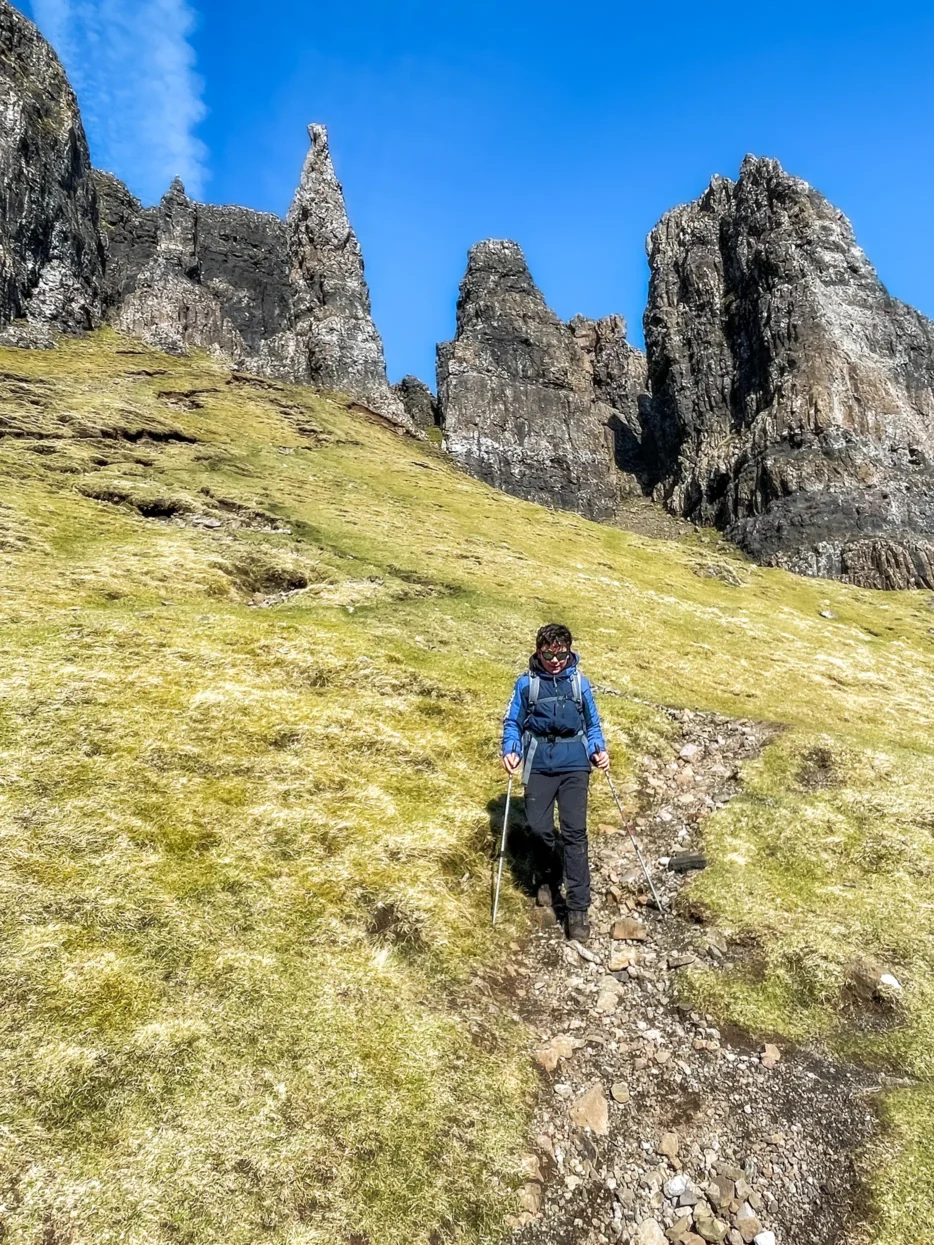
left=524, top=770, right=591, bottom=912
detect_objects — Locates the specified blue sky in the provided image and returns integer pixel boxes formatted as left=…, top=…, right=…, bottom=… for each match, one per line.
left=25, top=0, right=934, bottom=385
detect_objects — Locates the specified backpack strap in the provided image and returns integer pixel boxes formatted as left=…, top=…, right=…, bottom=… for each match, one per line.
left=571, top=670, right=583, bottom=710
left=521, top=735, right=539, bottom=784
left=522, top=675, right=540, bottom=783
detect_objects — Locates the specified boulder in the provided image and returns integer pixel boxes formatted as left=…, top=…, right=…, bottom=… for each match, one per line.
left=0, top=0, right=103, bottom=335
left=634, top=1220, right=668, bottom=1245
left=847, top=957, right=904, bottom=1006
left=657, top=1131, right=680, bottom=1160
left=612, top=917, right=647, bottom=941
left=645, top=155, right=934, bottom=589
left=568, top=1082, right=609, bottom=1135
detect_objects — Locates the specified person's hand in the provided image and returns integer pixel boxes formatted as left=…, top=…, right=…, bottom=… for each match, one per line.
left=503, top=753, right=521, bottom=777
left=591, top=750, right=610, bottom=772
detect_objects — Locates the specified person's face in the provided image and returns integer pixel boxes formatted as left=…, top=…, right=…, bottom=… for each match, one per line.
left=538, top=643, right=571, bottom=674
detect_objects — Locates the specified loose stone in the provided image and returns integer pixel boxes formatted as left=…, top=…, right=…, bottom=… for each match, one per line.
left=760, top=1043, right=781, bottom=1069
left=734, top=1203, right=762, bottom=1243
left=569, top=1083, right=609, bottom=1136
left=634, top=1219, right=668, bottom=1245
left=518, top=1182, right=543, bottom=1214
left=657, top=1132, right=681, bottom=1160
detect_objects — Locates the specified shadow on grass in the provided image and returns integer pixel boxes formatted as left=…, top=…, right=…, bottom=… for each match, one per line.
left=487, top=790, right=567, bottom=919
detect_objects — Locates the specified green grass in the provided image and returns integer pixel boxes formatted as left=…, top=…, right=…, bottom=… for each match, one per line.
left=0, top=330, right=932, bottom=1242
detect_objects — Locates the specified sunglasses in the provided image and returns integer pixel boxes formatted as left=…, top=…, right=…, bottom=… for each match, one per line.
left=539, top=650, right=570, bottom=662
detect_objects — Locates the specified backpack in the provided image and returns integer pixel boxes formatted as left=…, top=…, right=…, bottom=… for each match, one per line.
left=522, top=669, right=586, bottom=783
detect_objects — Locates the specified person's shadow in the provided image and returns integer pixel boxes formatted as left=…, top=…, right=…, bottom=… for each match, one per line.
left=487, top=790, right=566, bottom=918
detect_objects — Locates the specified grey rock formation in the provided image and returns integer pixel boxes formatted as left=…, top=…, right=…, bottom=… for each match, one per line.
left=197, top=203, right=293, bottom=371
left=96, top=169, right=294, bottom=364
left=286, top=124, right=409, bottom=426
left=111, top=177, right=244, bottom=360
left=94, top=125, right=410, bottom=427
left=393, top=375, right=440, bottom=431
left=646, top=155, right=934, bottom=589
left=0, top=0, right=102, bottom=336
left=570, top=314, right=650, bottom=494
left=93, top=171, right=159, bottom=312
left=437, top=240, right=631, bottom=520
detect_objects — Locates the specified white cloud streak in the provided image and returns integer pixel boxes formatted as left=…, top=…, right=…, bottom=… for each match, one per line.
left=28, top=0, right=208, bottom=203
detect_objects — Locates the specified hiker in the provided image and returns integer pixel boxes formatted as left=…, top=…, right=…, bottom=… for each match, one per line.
left=502, top=623, right=609, bottom=943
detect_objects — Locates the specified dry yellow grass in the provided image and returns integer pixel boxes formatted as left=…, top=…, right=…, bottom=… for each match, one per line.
left=0, top=330, right=931, bottom=1242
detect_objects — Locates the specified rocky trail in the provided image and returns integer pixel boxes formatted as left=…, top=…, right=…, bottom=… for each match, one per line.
left=493, top=709, right=880, bottom=1245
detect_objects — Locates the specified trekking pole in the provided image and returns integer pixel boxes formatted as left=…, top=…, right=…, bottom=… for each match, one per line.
left=605, top=771, right=666, bottom=916
left=492, top=778, right=513, bottom=925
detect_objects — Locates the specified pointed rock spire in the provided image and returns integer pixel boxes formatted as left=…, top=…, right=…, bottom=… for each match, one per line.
left=157, top=177, right=199, bottom=279
left=286, top=124, right=410, bottom=429
left=392, top=375, right=440, bottom=432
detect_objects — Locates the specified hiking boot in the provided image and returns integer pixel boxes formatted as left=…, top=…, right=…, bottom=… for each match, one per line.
left=567, top=910, right=591, bottom=943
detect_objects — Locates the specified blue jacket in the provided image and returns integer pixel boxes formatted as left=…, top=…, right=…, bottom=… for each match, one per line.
left=502, top=653, right=606, bottom=777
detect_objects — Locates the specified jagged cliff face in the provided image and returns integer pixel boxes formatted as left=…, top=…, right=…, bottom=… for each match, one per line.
left=0, top=0, right=102, bottom=337
left=570, top=313, right=650, bottom=492
left=7, top=0, right=934, bottom=584
left=96, top=171, right=296, bottom=369
left=646, top=156, right=934, bottom=589
left=93, top=127, right=409, bottom=426
left=0, top=8, right=405, bottom=423
left=438, top=240, right=645, bottom=520
left=109, top=177, right=245, bottom=361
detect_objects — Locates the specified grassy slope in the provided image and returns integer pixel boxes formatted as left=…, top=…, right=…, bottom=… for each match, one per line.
left=0, top=332, right=932, bottom=1244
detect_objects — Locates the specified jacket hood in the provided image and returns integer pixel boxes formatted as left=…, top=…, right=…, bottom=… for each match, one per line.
left=529, top=650, right=580, bottom=677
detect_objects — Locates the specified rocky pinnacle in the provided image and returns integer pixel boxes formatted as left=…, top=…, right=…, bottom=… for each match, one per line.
left=0, top=0, right=103, bottom=337
left=392, top=375, right=441, bottom=432
left=645, top=155, right=934, bottom=590
left=286, top=124, right=410, bottom=428
left=437, top=239, right=635, bottom=520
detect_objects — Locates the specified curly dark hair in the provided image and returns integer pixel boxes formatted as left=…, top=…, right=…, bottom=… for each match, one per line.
left=536, top=622, right=573, bottom=651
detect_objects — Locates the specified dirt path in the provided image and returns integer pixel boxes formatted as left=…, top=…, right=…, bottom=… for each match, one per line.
left=499, top=707, right=879, bottom=1245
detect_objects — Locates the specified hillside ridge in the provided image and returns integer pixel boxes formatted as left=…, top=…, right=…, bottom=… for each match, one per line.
left=0, top=329, right=930, bottom=1242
